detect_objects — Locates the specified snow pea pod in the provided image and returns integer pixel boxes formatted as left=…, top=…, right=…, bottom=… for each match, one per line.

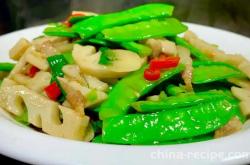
left=98, top=64, right=185, bottom=120
left=100, top=18, right=187, bottom=42
left=94, top=133, right=213, bottom=145
left=15, top=108, right=29, bottom=126
left=92, top=135, right=103, bottom=143
left=69, top=15, right=94, bottom=24
left=132, top=91, right=228, bottom=113
left=171, top=36, right=210, bottom=61
left=91, top=120, right=102, bottom=134
left=192, top=61, right=246, bottom=84
left=44, top=23, right=78, bottom=38
left=75, top=38, right=151, bottom=56
left=47, top=55, right=68, bottom=102
left=143, top=133, right=213, bottom=145
left=74, top=38, right=114, bottom=47
left=72, top=3, right=174, bottom=38
left=120, top=42, right=152, bottom=57
left=0, top=62, right=15, bottom=71
left=62, top=52, right=74, bottom=64
left=47, top=55, right=68, bottom=78
left=157, top=134, right=213, bottom=145
left=166, top=84, right=187, bottom=96
left=102, top=98, right=239, bottom=144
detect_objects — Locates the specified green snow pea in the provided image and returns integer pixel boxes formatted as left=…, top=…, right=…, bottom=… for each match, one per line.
left=15, top=108, right=29, bottom=126
left=72, top=3, right=174, bottom=38
left=146, top=133, right=213, bottom=145
left=120, top=42, right=152, bottom=57
left=193, top=82, right=230, bottom=93
left=166, top=84, right=187, bottom=96
left=91, top=120, right=102, bottom=134
left=192, top=61, right=246, bottom=84
left=69, top=15, right=94, bottom=24
left=102, top=98, right=239, bottom=144
left=47, top=55, right=68, bottom=78
left=99, top=18, right=187, bottom=42
left=132, top=90, right=228, bottom=113
left=98, top=64, right=185, bottom=120
left=75, top=38, right=151, bottom=57
left=74, top=38, right=114, bottom=47
left=0, top=62, right=15, bottom=71
left=92, top=135, right=103, bottom=143
left=62, top=52, right=74, bottom=64
left=171, top=36, right=210, bottom=61
left=86, top=89, right=98, bottom=103
left=44, top=23, right=78, bottom=38
left=47, top=55, right=68, bottom=102
left=93, top=132, right=213, bottom=145
left=159, top=91, right=168, bottom=100
left=98, top=47, right=117, bottom=65
left=193, top=61, right=240, bottom=69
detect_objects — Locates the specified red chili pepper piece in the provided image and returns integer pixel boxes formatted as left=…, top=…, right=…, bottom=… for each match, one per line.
left=44, top=82, right=62, bottom=101
left=71, top=13, right=85, bottom=17
left=144, top=68, right=161, bottom=81
left=27, top=66, right=39, bottom=78
left=63, top=21, right=72, bottom=27
left=149, top=56, right=180, bottom=70
left=63, top=12, right=85, bottom=27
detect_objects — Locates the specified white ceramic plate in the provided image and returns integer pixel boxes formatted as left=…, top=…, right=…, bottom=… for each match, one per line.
left=0, top=24, right=250, bottom=165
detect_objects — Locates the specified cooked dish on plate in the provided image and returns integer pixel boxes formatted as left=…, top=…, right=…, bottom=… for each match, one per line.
left=0, top=3, right=250, bottom=145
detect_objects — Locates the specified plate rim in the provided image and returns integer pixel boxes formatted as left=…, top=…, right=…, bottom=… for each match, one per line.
left=0, top=23, right=250, bottom=165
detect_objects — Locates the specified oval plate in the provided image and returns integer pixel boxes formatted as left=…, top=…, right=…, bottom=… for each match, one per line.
left=0, top=24, right=250, bottom=165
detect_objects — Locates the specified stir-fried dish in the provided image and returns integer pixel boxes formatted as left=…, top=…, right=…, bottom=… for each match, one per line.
left=1, top=3, right=250, bottom=145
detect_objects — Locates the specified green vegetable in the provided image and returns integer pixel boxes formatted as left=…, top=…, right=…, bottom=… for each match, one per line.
left=15, top=109, right=29, bottom=126
left=146, top=95, right=160, bottom=102
left=146, top=91, right=168, bottom=102
left=166, top=84, right=187, bottom=96
left=91, top=120, right=102, bottom=134
left=192, top=61, right=245, bottom=84
left=132, top=90, right=228, bottom=113
left=193, top=61, right=241, bottom=69
left=99, top=18, right=187, bottom=42
left=0, top=71, right=10, bottom=80
left=89, top=39, right=113, bottom=47
left=62, top=52, right=74, bottom=64
left=69, top=15, right=94, bottom=24
left=47, top=55, right=68, bottom=78
left=102, top=98, right=239, bottom=144
left=47, top=55, right=68, bottom=102
left=98, top=64, right=185, bottom=120
left=120, top=42, right=152, bottom=57
left=0, top=62, right=15, bottom=71
left=51, top=77, right=67, bottom=103
left=159, top=91, right=168, bottom=100
left=147, top=134, right=213, bottom=145
left=98, top=47, right=117, bottom=65
left=193, top=81, right=230, bottom=92
left=75, top=38, right=114, bottom=47
left=76, top=39, right=152, bottom=57
left=72, top=3, right=174, bottom=38
left=44, top=23, right=78, bottom=38
left=86, top=89, right=98, bottom=102
left=171, top=36, right=209, bottom=61
left=74, top=39, right=87, bottom=45
left=92, top=135, right=103, bottom=143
